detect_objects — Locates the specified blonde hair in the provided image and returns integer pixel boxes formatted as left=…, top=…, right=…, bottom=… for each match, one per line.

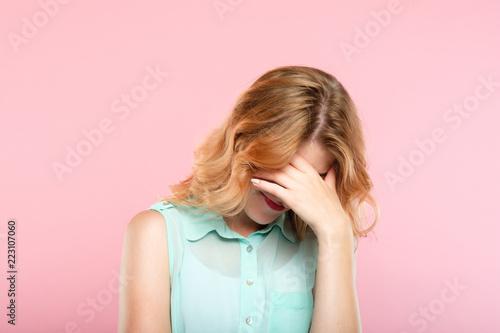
left=161, top=65, right=379, bottom=241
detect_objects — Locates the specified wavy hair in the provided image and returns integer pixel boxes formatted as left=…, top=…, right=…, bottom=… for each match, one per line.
left=161, top=65, right=379, bottom=241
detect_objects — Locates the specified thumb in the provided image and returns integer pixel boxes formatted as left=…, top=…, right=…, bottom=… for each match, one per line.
left=323, top=166, right=337, bottom=190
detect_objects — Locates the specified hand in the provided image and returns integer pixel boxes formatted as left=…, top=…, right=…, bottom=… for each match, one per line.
left=251, top=154, right=351, bottom=238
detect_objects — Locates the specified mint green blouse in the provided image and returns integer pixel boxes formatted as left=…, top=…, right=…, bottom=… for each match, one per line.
left=148, top=200, right=320, bottom=333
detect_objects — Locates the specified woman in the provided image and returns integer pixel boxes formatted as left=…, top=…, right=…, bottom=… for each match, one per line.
left=118, top=65, right=378, bottom=332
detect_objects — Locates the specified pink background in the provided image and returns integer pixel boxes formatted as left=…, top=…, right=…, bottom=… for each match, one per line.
left=1, top=0, right=499, bottom=332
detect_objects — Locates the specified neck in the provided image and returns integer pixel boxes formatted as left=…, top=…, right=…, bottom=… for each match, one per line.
left=223, top=213, right=264, bottom=238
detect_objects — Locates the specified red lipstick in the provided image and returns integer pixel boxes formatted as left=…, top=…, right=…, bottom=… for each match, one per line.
left=262, top=193, right=285, bottom=211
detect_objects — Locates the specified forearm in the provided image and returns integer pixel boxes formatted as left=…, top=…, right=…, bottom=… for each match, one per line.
left=309, top=226, right=361, bottom=333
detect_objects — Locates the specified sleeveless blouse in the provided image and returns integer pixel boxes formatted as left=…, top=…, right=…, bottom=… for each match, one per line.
left=148, top=200, right=320, bottom=333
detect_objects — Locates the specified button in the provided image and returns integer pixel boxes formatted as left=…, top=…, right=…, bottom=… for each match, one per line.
left=246, top=278, right=253, bottom=285
left=246, top=317, right=253, bottom=325
left=246, top=245, right=253, bottom=252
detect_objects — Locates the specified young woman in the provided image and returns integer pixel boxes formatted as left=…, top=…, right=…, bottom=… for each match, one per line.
left=118, top=65, right=378, bottom=333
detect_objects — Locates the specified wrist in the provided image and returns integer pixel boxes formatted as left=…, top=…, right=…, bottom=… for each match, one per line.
left=312, top=217, right=353, bottom=246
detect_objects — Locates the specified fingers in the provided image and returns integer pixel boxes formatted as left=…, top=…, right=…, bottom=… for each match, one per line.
left=253, top=169, right=295, bottom=189
left=251, top=178, right=288, bottom=202
left=323, top=166, right=337, bottom=189
left=254, top=155, right=330, bottom=189
left=280, top=164, right=303, bottom=179
left=289, top=154, right=316, bottom=173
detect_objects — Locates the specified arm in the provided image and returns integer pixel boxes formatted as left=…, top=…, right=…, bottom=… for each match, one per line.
left=250, top=154, right=362, bottom=332
left=118, top=210, right=172, bottom=333
left=309, top=226, right=361, bottom=332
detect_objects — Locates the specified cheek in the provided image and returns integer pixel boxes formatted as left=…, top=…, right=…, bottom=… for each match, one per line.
left=247, top=188, right=263, bottom=210
left=243, top=190, right=288, bottom=225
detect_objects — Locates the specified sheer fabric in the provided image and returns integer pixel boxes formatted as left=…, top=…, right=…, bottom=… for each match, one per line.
left=148, top=200, right=320, bottom=333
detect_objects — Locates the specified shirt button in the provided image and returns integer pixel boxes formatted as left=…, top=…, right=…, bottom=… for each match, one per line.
left=246, top=278, right=253, bottom=285
left=246, top=317, right=253, bottom=325
left=246, top=245, right=253, bottom=252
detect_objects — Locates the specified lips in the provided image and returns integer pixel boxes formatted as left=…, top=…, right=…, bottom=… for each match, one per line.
left=261, top=192, right=286, bottom=211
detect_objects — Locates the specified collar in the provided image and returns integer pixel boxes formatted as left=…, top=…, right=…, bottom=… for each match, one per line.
left=174, top=204, right=296, bottom=243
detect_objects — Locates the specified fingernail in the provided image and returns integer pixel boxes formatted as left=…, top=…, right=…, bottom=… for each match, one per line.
left=251, top=178, right=260, bottom=184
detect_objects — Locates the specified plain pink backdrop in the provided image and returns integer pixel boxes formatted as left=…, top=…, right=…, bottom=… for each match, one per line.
left=1, top=0, right=499, bottom=332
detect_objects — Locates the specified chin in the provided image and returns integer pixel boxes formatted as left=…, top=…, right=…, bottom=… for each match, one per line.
left=250, top=213, right=278, bottom=226
left=244, top=206, right=285, bottom=226
left=243, top=189, right=287, bottom=226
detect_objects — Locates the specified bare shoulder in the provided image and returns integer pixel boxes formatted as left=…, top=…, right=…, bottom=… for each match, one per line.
left=118, top=209, right=171, bottom=333
left=127, top=209, right=168, bottom=238
left=122, top=209, right=170, bottom=269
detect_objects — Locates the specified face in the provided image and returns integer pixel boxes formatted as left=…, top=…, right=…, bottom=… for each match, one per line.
left=241, top=140, right=335, bottom=227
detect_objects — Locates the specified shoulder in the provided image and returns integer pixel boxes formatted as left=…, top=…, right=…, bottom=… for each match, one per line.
left=124, top=209, right=169, bottom=249
left=122, top=208, right=170, bottom=273
left=118, top=208, right=171, bottom=332
left=127, top=208, right=167, bottom=234
left=123, top=207, right=172, bottom=259
left=122, top=208, right=169, bottom=276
